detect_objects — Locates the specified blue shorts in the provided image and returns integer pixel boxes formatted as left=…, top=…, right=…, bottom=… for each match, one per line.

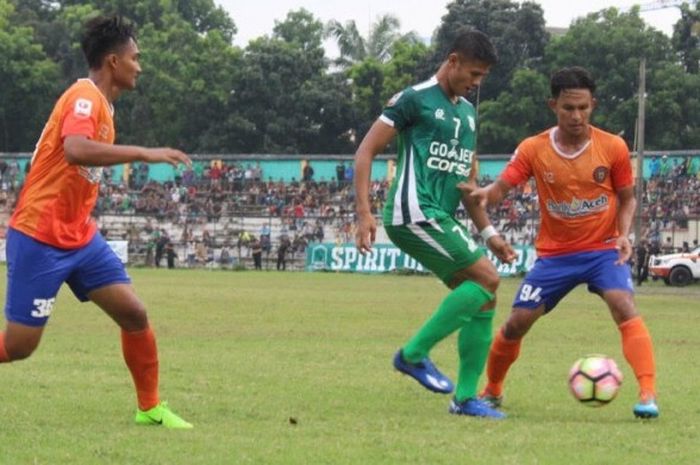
left=512, top=249, right=633, bottom=313
left=4, top=228, right=131, bottom=327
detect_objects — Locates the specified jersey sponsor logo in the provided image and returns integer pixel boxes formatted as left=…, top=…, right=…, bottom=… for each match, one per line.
left=428, top=141, right=473, bottom=176
left=434, top=108, right=446, bottom=120
left=74, top=98, right=93, bottom=118
left=546, top=194, right=610, bottom=218
left=386, top=91, right=403, bottom=107
left=31, top=298, right=56, bottom=318
left=79, top=166, right=103, bottom=184
left=593, top=166, right=609, bottom=183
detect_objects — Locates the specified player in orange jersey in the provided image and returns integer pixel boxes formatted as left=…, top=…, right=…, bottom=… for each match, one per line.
left=1, top=15, right=192, bottom=428
left=465, top=67, right=658, bottom=419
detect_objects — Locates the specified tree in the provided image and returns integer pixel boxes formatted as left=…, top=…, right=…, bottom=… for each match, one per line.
left=430, top=0, right=549, bottom=101
left=0, top=0, right=60, bottom=151
left=544, top=8, right=675, bottom=149
left=478, top=68, right=551, bottom=153
left=325, top=13, right=421, bottom=69
left=672, top=0, right=700, bottom=74
left=116, top=13, right=244, bottom=152
left=232, top=9, right=355, bottom=153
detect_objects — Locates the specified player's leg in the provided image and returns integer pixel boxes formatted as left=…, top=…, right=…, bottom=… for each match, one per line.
left=1, top=228, right=69, bottom=362
left=68, top=233, right=192, bottom=428
left=479, top=305, right=544, bottom=405
left=0, top=322, right=45, bottom=362
left=386, top=219, right=495, bottom=395
left=481, top=252, right=581, bottom=405
left=588, top=250, right=658, bottom=418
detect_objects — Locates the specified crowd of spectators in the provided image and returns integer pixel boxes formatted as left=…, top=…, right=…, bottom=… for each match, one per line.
left=1, top=156, right=699, bottom=268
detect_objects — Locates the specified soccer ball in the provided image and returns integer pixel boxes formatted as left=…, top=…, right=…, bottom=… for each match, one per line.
left=568, top=355, right=623, bottom=407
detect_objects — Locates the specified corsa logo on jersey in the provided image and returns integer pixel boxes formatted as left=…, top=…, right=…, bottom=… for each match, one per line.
left=427, top=141, right=473, bottom=176
left=31, top=298, right=56, bottom=318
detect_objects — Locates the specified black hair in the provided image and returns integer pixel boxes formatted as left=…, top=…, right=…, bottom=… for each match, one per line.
left=550, top=67, right=596, bottom=98
left=448, top=28, right=498, bottom=65
left=81, top=15, right=136, bottom=70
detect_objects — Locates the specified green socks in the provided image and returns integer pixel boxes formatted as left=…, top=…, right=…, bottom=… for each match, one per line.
left=456, top=310, right=495, bottom=401
left=402, top=281, right=493, bottom=363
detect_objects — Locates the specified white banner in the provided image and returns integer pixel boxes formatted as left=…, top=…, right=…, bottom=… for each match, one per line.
left=107, top=240, right=129, bottom=263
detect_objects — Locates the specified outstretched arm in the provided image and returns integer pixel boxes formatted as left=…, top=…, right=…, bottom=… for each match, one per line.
left=354, top=119, right=396, bottom=254
left=64, top=135, right=191, bottom=168
left=459, top=172, right=516, bottom=264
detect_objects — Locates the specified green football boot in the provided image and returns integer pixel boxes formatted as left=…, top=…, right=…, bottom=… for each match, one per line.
left=135, top=401, right=193, bottom=429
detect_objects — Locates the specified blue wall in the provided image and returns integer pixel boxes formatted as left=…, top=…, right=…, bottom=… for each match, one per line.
left=2, top=153, right=698, bottom=184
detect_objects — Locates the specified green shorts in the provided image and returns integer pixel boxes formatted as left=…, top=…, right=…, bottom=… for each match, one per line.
left=385, top=216, right=484, bottom=285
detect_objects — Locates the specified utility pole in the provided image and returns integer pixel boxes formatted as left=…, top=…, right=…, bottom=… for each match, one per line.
left=634, top=58, right=646, bottom=244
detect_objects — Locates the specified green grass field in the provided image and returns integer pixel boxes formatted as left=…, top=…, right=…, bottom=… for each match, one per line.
left=0, top=268, right=698, bottom=465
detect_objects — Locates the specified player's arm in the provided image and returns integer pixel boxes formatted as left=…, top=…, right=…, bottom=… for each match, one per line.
left=64, top=136, right=191, bottom=168
left=354, top=119, right=396, bottom=254
left=460, top=163, right=516, bottom=263
left=615, top=185, right=636, bottom=265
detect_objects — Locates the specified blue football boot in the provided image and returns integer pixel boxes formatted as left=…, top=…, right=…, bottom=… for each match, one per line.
left=633, top=397, right=659, bottom=419
left=393, top=349, right=454, bottom=394
left=448, top=397, right=507, bottom=419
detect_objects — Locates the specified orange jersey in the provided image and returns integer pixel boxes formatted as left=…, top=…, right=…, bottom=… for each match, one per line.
left=10, top=79, right=115, bottom=248
left=501, top=126, right=633, bottom=257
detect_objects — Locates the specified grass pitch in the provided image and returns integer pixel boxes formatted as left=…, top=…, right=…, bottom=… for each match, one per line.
left=0, top=268, right=698, bottom=465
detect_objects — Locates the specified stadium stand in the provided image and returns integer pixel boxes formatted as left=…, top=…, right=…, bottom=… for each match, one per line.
left=0, top=154, right=698, bottom=270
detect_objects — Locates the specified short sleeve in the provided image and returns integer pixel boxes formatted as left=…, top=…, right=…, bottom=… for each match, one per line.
left=610, top=138, right=633, bottom=189
left=60, top=91, right=101, bottom=140
left=379, top=89, right=417, bottom=131
left=501, top=141, right=533, bottom=186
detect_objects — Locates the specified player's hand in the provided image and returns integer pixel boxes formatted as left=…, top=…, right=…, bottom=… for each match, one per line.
left=615, top=236, right=633, bottom=265
left=487, top=235, right=517, bottom=264
left=355, top=212, right=377, bottom=254
left=142, top=148, right=192, bottom=168
left=457, top=181, right=488, bottom=209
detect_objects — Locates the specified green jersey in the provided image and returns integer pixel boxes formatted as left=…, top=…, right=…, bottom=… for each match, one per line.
left=381, top=76, right=477, bottom=225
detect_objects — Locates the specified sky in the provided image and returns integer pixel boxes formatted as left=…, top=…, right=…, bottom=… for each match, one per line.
left=217, top=0, right=682, bottom=53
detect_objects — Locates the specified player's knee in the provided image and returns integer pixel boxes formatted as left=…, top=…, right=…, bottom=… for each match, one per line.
left=502, top=313, right=537, bottom=339
left=476, top=268, right=500, bottom=294
left=5, top=339, right=40, bottom=361
left=117, top=304, right=149, bottom=332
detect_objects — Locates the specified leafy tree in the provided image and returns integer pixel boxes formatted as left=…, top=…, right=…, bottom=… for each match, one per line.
left=544, top=8, right=674, bottom=149
left=478, top=68, right=551, bottom=153
left=116, top=13, right=243, bottom=152
left=232, top=9, right=355, bottom=153
left=672, top=0, right=700, bottom=74
left=430, top=0, right=549, bottom=101
left=325, top=13, right=421, bottom=69
left=0, top=0, right=60, bottom=151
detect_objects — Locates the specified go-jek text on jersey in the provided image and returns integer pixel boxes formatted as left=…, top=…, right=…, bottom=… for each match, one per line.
left=381, top=76, right=478, bottom=225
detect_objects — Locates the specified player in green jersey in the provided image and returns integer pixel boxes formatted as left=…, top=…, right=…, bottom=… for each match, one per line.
left=354, top=29, right=516, bottom=418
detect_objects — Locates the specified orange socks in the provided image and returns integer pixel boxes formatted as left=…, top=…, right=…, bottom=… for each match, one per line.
left=0, top=332, right=9, bottom=363
left=483, top=328, right=522, bottom=397
left=121, top=326, right=160, bottom=410
left=619, top=316, right=656, bottom=398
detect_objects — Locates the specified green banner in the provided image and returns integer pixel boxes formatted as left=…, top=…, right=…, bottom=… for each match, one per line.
left=306, top=243, right=537, bottom=276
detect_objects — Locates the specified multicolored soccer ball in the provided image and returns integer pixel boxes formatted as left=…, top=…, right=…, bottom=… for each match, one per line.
left=568, top=355, right=623, bottom=407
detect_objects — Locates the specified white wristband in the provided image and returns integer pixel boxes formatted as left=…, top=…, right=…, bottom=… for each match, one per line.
left=480, top=225, right=499, bottom=241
